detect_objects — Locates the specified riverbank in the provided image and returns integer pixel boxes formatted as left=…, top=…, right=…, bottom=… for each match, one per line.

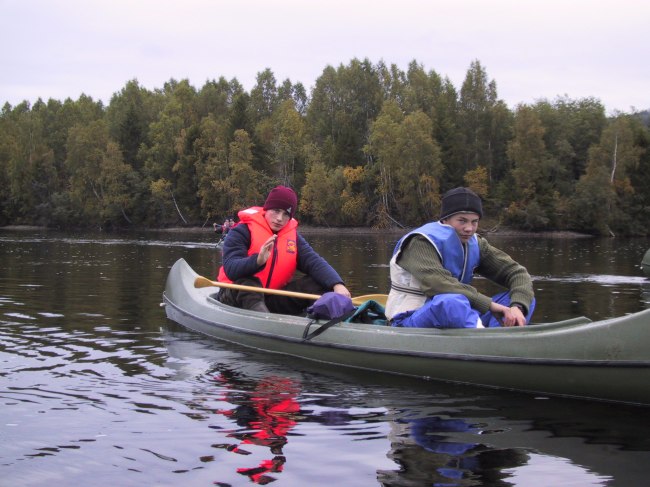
left=1, top=224, right=593, bottom=238
left=155, top=225, right=593, bottom=238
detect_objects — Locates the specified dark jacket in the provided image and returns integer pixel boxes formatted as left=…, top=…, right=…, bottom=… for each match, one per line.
left=221, top=224, right=344, bottom=290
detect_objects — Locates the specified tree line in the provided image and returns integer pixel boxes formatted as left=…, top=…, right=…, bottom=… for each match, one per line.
left=1, top=59, right=649, bottom=235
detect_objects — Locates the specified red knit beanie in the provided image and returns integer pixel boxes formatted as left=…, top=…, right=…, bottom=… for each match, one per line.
left=263, top=186, right=298, bottom=217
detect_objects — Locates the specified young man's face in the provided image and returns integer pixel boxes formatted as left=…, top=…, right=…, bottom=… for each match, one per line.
left=264, top=208, right=291, bottom=233
left=443, top=212, right=480, bottom=243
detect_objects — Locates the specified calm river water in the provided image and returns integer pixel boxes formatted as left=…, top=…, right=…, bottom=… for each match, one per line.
left=2, top=227, right=650, bottom=486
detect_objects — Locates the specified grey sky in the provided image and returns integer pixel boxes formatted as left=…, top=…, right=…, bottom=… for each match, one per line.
left=2, top=0, right=648, bottom=114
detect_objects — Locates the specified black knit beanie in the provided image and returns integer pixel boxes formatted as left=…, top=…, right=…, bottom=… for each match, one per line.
left=439, top=187, right=483, bottom=220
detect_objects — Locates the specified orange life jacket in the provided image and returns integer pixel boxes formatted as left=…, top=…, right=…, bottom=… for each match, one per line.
left=217, top=207, right=298, bottom=289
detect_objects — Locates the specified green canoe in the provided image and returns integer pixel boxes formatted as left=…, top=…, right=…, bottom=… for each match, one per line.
left=163, top=258, right=650, bottom=406
left=642, top=248, right=650, bottom=277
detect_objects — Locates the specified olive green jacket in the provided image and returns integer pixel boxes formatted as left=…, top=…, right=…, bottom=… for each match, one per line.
left=395, top=234, right=534, bottom=314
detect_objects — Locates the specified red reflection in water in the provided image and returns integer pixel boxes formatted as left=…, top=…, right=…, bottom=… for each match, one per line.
left=214, top=374, right=300, bottom=484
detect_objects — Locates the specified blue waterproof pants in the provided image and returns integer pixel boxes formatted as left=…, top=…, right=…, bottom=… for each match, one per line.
left=391, top=291, right=536, bottom=328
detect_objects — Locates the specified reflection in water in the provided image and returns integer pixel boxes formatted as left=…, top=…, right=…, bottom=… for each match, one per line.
left=379, top=416, right=529, bottom=486
left=532, top=274, right=648, bottom=285
left=378, top=412, right=612, bottom=486
left=212, top=370, right=299, bottom=484
left=163, top=330, right=637, bottom=486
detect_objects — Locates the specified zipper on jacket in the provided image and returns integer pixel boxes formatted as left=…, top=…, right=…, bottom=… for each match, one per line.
left=265, top=240, right=278, bottom=288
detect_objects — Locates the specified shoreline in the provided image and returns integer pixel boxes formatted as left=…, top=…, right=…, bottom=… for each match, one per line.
left=0, top=224, right=594, bottom=238
left=145, top=225, right=596, bottom=238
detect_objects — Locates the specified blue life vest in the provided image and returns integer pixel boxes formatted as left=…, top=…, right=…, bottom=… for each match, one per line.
left=393, top=222, right=480, bottom=284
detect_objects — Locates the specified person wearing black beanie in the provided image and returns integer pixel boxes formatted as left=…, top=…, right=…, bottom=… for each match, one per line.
left=216, top=186, right=351, bottom=315
left=438, top=187, right=483, bottom=220
left=385, top=187, right=535, bottom=329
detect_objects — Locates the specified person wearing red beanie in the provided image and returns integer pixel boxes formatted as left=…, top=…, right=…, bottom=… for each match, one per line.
left=262, top=186, right=298, bottom=218
left=217, top=186, right=351, bottom=314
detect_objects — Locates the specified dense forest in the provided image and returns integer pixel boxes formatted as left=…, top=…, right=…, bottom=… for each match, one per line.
left=1, top=59, right=649, bottom=235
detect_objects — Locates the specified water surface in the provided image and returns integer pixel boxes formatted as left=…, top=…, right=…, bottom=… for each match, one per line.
left=2, top=228, right=650, bottom=486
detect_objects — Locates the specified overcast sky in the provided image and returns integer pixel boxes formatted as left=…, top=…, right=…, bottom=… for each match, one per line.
left=2, top=0, right=648, bottom=114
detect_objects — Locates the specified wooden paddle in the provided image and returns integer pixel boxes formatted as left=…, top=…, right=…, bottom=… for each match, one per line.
left=193, top=276, right=387, bottom=306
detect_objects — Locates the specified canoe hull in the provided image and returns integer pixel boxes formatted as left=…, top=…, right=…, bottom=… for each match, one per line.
left=642, top=248, right=650, bottom=277
left=163, top=258, right=650, bottom=406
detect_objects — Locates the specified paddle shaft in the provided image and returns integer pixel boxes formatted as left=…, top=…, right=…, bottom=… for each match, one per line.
left=193, top=276, right=387, bottom=306
left=194, top=276, right=321, bottom=300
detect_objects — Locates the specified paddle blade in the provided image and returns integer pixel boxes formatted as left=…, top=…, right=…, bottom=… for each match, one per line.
left=351, top=294, right=388, bottom=306
left=194, top=276, right=218, bottom=288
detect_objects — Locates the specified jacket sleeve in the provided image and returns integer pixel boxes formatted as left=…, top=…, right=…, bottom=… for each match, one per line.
left=220, top=225, right=265, bottom=281
left=397, top=235, right=493, bottom=313
left=295, top=233, right=345, bottom=290
left=397, top=235, right=535, bottom=314
left=475, top=236, right=534, bottom=313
